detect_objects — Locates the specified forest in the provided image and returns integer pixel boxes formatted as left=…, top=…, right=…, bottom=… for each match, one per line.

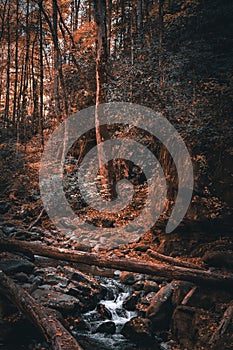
left=0, top=0, right=233, bottom=349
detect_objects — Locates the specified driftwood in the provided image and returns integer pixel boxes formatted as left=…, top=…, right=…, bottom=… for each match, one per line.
left=148, top=249, right=204, bottom=270
left=1, top=237, right=233, bottom=290
left=0, top=269, right=83, bottom=350
left=209, top=301, right=233, bottom=345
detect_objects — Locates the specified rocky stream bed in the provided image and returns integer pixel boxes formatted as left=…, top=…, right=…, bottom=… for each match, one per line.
left=1, top=221, right=233, bottom=350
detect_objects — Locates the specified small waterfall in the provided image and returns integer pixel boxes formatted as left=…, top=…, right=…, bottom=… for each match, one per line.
left=75, top=277, right=138, bottom=350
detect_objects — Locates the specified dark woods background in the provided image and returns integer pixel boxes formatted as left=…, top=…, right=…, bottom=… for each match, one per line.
left=0, top=0, right=232, bottom=224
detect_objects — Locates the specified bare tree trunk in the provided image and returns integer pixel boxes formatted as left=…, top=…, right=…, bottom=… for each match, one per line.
left=12, top=0, right=19, bottom=127
left=107, top=0, right=112, bottom=56
left=39, top=5, right=44, bottom=147
left=93, top=0, right=116, bottom=200
left=158, top=0, right=164, bottom=88
left=21, top=0, right=30, bottom=143
left=4, top=0, right=11, bottom=128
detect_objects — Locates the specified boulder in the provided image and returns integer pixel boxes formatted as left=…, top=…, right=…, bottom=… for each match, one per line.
left=123, top=291, right=141, bottom=311
left=0, top=252, right=34, bottom=275
left=95, top=321, right=116, bottom=334
left=143, top=280, right=159, bottom=293
left=97, top=303, right=112, bottom=319
left=32, top=289, right=81, bottom=314
left=121, top=317, right=159, bottom=348
left=120, top=272, right=137, bottom=285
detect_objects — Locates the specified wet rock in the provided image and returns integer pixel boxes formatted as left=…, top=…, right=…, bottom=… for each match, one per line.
left=74, top=318, right=91, bottom=331
left=0, top=252, right=35, bottom=275
left=97, top=303, right=112, bottom=319
left=32, top=289, right=81, bottom=314
left=95, top=321, right=116, bottom=334
left=120, top=272, right=138, bottom=285
left=143, top=280, right=159, bottom=293
left=116, top=307, right=127, bottom=318
left=132, top=280, right=145, bottom=291
left=123, top=291, right=141, bottom=311
left=121, top=317, right=159, bottom=347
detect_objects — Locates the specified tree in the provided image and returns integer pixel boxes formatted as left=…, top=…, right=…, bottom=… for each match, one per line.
left=93, top=0, right=116, bottom=200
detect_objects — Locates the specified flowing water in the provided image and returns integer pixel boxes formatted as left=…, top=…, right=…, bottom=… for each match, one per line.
left=75, top=277, right=139, bottom=350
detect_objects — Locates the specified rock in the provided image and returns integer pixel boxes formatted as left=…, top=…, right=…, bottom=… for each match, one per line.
left=121, top=317, right=159, bottom=347
left=137, top=292, right=157, bottom=311
left=172, top=306, right=197, bottom=349
left=95, top=321, right=116, bottom=334
left=132, top=280, right=145, bottom=291
left=203, top=250, right=233, bottom=269
left=146, top=282, right=175, bottom=330
left=143, top=280, right=159, bottom=293
left=120, top=272, right=138, bottom=285
left=74, top=318, right=91, bottom=331
left=14, top=272, right=29, bottom=283
left=0, top=252, right=35, bottom=275
left=123, top=291, right=141, bottom=311
left=43, top=273, right=69, bottom=287
left=32, top=289, right=81, bottom=314
left=171, top=280, right=194, bottom=306
left=97, top=303, right=112, bottom=319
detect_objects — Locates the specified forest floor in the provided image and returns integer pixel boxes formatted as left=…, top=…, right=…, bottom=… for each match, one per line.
left=0, top=134, right=233, bottom=350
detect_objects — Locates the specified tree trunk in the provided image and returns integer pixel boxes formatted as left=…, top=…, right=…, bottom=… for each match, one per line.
left=12, top=0, right=19, bottom=127
left=39, top=5, right=44, bottom=147
left=93, top=0, right=116, bottom=200
left=148, top=249, right=204, bottom=270
left=1, top=237, right=233, bottom=290
left=0, top=269, right=83, bottom=350
left=4, top=0, right=11, bottom=128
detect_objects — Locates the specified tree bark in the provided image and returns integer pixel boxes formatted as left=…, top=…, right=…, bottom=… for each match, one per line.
left=148, top=249, right=204, bottom=270
left=0, top=269, right=83, bottom=350
left=1, top=237, right=233, bottom=290
left=93, top=0, right=116, bottom=200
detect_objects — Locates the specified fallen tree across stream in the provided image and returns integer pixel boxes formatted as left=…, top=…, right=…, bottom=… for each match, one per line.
left=0, top=269, right=83, bottom=350
left=1, top=237, right=233, bottom=290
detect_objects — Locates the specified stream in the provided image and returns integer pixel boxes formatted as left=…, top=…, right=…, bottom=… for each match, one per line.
left=75, top=277, right=139, bottom=350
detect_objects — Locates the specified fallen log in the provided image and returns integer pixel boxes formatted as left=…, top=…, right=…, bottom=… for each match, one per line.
left=148, top=249, right=204, bottom=270
left=209, top=301, right=233, bottom=345
left=0, top=269, right=83, bottom=350
left=1, top=237, right=233, bottom=290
